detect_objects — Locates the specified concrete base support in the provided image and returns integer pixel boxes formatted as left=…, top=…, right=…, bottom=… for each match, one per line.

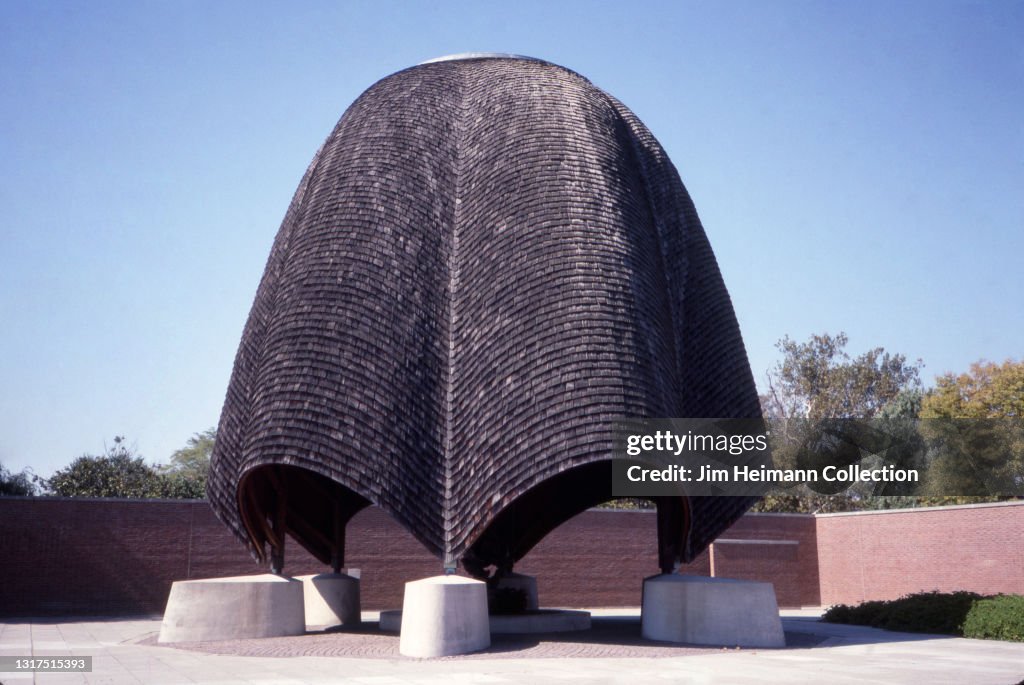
left=158, top=574, right=305, bottom=643
left=641, top=574, right=785, bottom=648
left=398, top=575, right=490, bottom=657
left=490, top=572, right=539, bottom=610
left=298, top=573, right=361, bottom=628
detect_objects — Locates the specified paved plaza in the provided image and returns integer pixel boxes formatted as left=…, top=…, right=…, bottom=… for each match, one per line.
left=2, top=609, right=1022, bottom=684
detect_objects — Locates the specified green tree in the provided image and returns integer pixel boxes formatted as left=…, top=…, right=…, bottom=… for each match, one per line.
left=46, top=436, right=165, bottom=498
left=156, top=471, right=207, bottom=499
left=921, top=359, right=1024, bottom=419
left=0, top=462, right=36, bottom=496
left=160, top=427, right=215, bottom=497
left=755, top=332, right=924, bottom=513
left=918, top=359, right=1024, bottom=500
left=45, top=431, right=216, bottom=500
left=762, top=332, right=923, bottom=420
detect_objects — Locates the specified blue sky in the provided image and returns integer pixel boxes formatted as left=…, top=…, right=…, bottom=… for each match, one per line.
left=2, top=1, right=1021, bottom=477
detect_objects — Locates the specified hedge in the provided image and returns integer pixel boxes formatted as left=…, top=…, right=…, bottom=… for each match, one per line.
left=823, top=591, right=1024, bottom=642
left=962, top=595, right=1024, bottom=642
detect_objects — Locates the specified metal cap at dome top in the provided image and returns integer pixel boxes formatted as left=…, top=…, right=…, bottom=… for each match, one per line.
left=419, top=52, right=544, bottom=64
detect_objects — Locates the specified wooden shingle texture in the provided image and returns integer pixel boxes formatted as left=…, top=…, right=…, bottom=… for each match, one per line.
left=208, top=56, right=762, bottom=576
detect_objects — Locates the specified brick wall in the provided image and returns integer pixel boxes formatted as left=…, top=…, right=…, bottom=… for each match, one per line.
left=0, top=498, right=439, bottom=616
left=1, top=498, right=1021, bottom=617
left=517, top=509, right=712, bottom=608
left=815, top=501, right=1024, bottom=605
left=708, top=513, right=820, bottom=607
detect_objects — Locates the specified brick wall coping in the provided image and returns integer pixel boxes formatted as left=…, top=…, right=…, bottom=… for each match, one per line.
left=714, top=538, right=800, bottom=545
left=7, top=496, right=1017, bottom=518
left=589, top=508, right=813, bottom=519
left=814, top=499, right=1024, bottom=517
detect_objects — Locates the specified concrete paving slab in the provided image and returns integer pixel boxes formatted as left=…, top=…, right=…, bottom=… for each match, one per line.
left=0, top=610, right=1021, bottom=684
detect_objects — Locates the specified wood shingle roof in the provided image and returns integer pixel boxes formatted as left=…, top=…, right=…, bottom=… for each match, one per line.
left=208, top=56, right=761, bottom=576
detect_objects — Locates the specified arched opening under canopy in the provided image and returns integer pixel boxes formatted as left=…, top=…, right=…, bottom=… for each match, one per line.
left=462, top=460, right=693, bottom=579
left=238, top=464, right=371, bottom=574
left=234, top=460, right=709, bottom=580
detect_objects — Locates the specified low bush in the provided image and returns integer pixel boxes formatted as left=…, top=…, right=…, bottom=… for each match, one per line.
left=962, top=595, right=1024, bottom=642
left=822, top=599, right=889, bottom=627
left=823, top=591, right=985, bottom=635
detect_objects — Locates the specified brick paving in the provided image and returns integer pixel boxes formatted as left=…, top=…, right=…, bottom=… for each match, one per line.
left=149, top=616, right=823, bottom=660
left=4, top=612, right=1024, bottom=684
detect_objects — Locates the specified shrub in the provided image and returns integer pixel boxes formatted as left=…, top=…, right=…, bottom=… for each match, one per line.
left=822, top=599, right=888, bottom=626
left=962, top=595, right=1024, bottom=642
left=823, top=591, right=984, bottom=635
left=878, top=591, right=982, bottom=634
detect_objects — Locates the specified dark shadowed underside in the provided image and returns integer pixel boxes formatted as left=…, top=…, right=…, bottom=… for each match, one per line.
left=207, top=56, right=762, bottom=578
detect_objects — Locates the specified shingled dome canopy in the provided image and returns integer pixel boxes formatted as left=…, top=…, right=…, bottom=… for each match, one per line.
left=208, top=54, right=762, bottom=578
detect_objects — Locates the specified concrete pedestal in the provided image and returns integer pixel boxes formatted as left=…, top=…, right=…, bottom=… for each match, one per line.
left=398, top=575, right=490, bottom=657
left=641, top=574, right=785, bottom=648
left=158, top=573, right=305, bottom=643
left=297, top=573, right=361, bottom=628
left=491, top=572, right=539, bottom=611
